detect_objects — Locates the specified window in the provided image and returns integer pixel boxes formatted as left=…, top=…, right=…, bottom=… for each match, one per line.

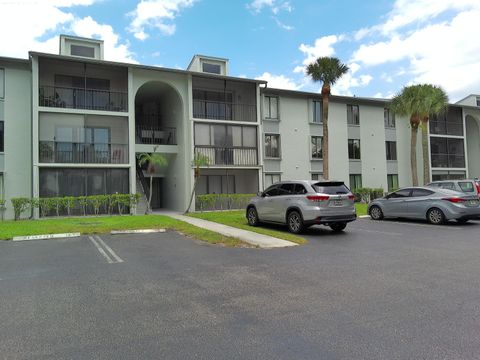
left=312, top=181, right=350, bottom=194
left=311, top=173, right=323, bottom=181
left=347, top=105, right=360, bottom=125
left=387, top=174, right=399, bottom=192
left=294, top=184, right=307, bottom=194
left=198, top=175, right=235, bottom=194
left=384, top=108, right=395, bottom=128
left=265, top=134, right=280, bottom=158
left=202, top=63, right=221, bottom=74
left=194, top=123, right=257, bottom=148
left=385, top=141, right=397, bottom=160
left=431, top=171, right=466, bottom=181
left=430, top=137, right=465, bottom=168
left=0, top=68, right=4, bottom=99
left=264, top=174, right=281, bottom=188
left=476, top=97, right=480, bottom=107
left=264, top=185, right=281, bottom=197
left=279, top=183, right=295, bottom=195
left=458, top=181, right=475, bottom=193
left=264, top=96, right=278, bottom=119
left=411, top=189, right=434, bottom=197
left=311, top=136, right=322, bottom=159
left=0, top=121, right=3, bottom=152
left=70, top=45, right=95, bottom=58
left=389, top=189, right=411, bottom=198
left=0, top=174, right=4, bottom=200
left=313, top=100, right=322, bottom=123
left=348, top=139, right=361, bottom=159
left=429, top=107, right=463, bottom=136
left=349, top=174, right=362, bottom=190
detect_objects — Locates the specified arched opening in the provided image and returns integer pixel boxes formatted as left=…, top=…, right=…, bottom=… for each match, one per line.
left=134, top=81, right=184, bottom=211
left=466, top=114, right=480, bottom=179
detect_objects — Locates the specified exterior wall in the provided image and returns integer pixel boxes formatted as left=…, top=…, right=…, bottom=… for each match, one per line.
left=464, top=109, right=480, bottom=179
left=456, top=95, right=480, bottom=107
left=131, top=68, right=191, bottom=212
left=0, top=60, right=32, bottom=219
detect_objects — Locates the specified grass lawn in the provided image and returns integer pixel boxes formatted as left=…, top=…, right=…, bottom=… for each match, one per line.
left=188, top=211, right=307, bottom=245
left=355, top=203, right=368, bottom=216
left=0, top=215, right=246, bottom=247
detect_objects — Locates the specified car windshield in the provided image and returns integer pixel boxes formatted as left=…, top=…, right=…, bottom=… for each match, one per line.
left=312, top=182, right=349, bottom=194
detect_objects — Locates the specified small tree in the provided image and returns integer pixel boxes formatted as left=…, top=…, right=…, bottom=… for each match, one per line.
left=185, top=153, right=210, bottom=213
left=137, top=146, right=168, bottom=213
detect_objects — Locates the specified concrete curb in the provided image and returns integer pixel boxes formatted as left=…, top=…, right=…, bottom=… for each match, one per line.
left=12, top=233, right=81, bottom=241
left=160, top=212, right=298, bottom=249
left=111, top=229, right=166, bottom=235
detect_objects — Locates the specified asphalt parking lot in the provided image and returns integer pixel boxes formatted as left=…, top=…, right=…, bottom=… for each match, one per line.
left=1, top=218, right=480, bottom=360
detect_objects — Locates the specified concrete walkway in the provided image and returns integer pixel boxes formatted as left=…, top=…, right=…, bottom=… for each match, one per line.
left=157, top=211, right=298, bottom=248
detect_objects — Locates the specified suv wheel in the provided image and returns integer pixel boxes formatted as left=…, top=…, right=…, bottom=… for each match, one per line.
left=369, top=205, right=384, bottom=220
left=427, top=208, right=445, bottom=225
left=287, top=210, right=304, bottom=234
left=247, top=207, right=259, bottom=227
left=330, top=223, right=347, bottom=232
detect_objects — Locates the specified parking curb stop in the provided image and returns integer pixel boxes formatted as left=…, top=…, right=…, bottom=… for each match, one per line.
left=12, top=233, right=81, bottom=241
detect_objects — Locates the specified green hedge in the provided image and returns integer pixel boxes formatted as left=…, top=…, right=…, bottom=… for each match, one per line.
left=10, top=194, right=141, bottom=221
left=196, top=194, right=255, bottom=211
left=353, top=188, right=385, bottom=204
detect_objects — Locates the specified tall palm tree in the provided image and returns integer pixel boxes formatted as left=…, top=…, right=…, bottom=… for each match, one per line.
left=391, top=85, right=448, bottom=186
left=137, top=146, right=168, bottom=213
left=418, top=85, right=448, bottom=184
left=185, top=153, right=210, bottom=213
left=306, top=57, right=349, bottom=180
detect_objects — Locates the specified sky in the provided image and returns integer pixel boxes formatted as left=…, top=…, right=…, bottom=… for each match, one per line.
left=0, top=0, right=479, bottom=102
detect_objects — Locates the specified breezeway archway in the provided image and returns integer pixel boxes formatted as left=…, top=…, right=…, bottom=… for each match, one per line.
left=466, top=114, right=480, bottom=179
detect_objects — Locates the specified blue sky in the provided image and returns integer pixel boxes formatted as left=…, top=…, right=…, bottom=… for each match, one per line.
left=0, top=0, right=479, bottom=101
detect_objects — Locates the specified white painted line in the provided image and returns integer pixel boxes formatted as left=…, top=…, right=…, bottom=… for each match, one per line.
left=12, top=233, right=81, bottom=241
left=356, top=228, right=403, bottom=236
left=359, top=215, right=370, bottom=219
left=94, top=235, right=124, bottom=263
left=110, top=229, right=166, bottom=235
left=89, top=236, right=114, bottom=264
left=386, top=221, right=463, bottom=230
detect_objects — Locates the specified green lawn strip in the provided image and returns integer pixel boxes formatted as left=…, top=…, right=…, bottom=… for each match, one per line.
left=0, top=215, right=246, bottom=247
left=355, top=203, right=368, bottom=216
left=187, top=210, right=307, bottom=245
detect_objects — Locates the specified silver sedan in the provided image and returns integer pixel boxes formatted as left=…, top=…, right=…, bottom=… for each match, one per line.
left=368, top=187, right=480, bottom=225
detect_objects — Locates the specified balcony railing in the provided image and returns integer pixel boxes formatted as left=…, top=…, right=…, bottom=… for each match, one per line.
left=39, top=141, right=128, bottom=164
left=135, top=125, right=177, bottom=145
left=194, top=146, right=258, bottom=166
left=39, top=85, right=128, bottom=112
left=431, top=153, right=465, bottom=168
left=193, top=100, right=256, bottom=122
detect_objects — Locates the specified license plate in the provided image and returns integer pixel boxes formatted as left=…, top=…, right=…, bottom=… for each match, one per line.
left=331, top=200, right=343, bottom=206
left=468, top=200, right=479, bottom=207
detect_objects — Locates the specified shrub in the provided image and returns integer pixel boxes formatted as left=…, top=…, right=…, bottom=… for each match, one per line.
left=196, top=194, right=255, bottom=211
left=78, top=196, right=89, bottom=216
left=11, top=197, right=31, bottom=220
left=354, top=188, right=385, bottom=203
left=59, top=197, right=76, bottom=216
left=0, top=199, right=6, bottom=221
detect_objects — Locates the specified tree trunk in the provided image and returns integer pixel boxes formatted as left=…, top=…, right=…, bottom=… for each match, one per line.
left=421, top=118, right=430, bottom=185
left=186, top=175, right=198, bottom=214
left=148, top=175, right=153, bottom=213
left=411, top=125, right=419, bottom=186
left=321, top=85, right=330, bottom=180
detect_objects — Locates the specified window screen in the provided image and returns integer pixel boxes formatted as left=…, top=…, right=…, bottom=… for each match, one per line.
left=202, top=63, right=221, bottom=74
left=71, top=45, right=95, bottom=58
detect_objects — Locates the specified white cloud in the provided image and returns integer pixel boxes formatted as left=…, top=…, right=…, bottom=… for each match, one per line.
left=298, top=35, right=344, bottom=68
left=0, top=1, right=135, bottom=63
left=273, top=17, right=294, bottom=31
left=255, top=72, right=300, bottom=90
left=248, top=0, right=292, bottom=14
left=331, top=67, right=373, bottom=96
left=128, top=0, right=196, bottom=40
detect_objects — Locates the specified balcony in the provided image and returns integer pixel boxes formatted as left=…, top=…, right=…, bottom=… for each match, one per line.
left=39, top=85, right=128, bottom=112
left=135, top=125, right=176, bottom=145
left=39, top=141, right=128, bottom=164
left=194, top=146, right=258, bottom=166
left=193, top=100, right=256, bottom=122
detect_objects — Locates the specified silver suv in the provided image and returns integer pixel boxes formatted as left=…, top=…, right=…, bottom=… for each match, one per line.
left=426, top=179, right=480, bottom=199
left=246, top=180, right=357, bottom=233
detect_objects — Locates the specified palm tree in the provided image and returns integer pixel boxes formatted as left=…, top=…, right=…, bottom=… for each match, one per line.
left=137, top=146, right=168, bottom=213
left=418, top=85, right=448, bottom=184
left=185, top=153, right=210, bottom=213
left=391, top=84, right=448, bottom=186
left=306, top=57, right=349, bottom=180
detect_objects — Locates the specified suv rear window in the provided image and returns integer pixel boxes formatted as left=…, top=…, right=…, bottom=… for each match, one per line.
left=458, top=181, right=475, bottom=193
left=312, top=182, right=349, bottom=195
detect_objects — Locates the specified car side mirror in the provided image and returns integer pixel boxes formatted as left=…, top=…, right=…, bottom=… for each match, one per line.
left=257, top=191, right=264, bottom=197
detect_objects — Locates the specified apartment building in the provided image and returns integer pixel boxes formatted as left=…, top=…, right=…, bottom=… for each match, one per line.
left=0, top=35, right=479, bottom=219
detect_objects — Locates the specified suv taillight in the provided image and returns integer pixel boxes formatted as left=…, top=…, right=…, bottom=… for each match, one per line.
left=442, top=197, right=466, bottom=203
left=347, top=194, right=355, bottom=200
left=307, top=195, right=329, bottom=202
left=476, top=182, right=480, bottom=198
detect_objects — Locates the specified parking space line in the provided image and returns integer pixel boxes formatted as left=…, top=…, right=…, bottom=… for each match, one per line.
left=358, top=218, right=464, bottom=230
left=88, top=236, right=123, bottom=264
left=94, top=235, right=124, bottom=263
left=355, top=228, right=403, bottom=236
